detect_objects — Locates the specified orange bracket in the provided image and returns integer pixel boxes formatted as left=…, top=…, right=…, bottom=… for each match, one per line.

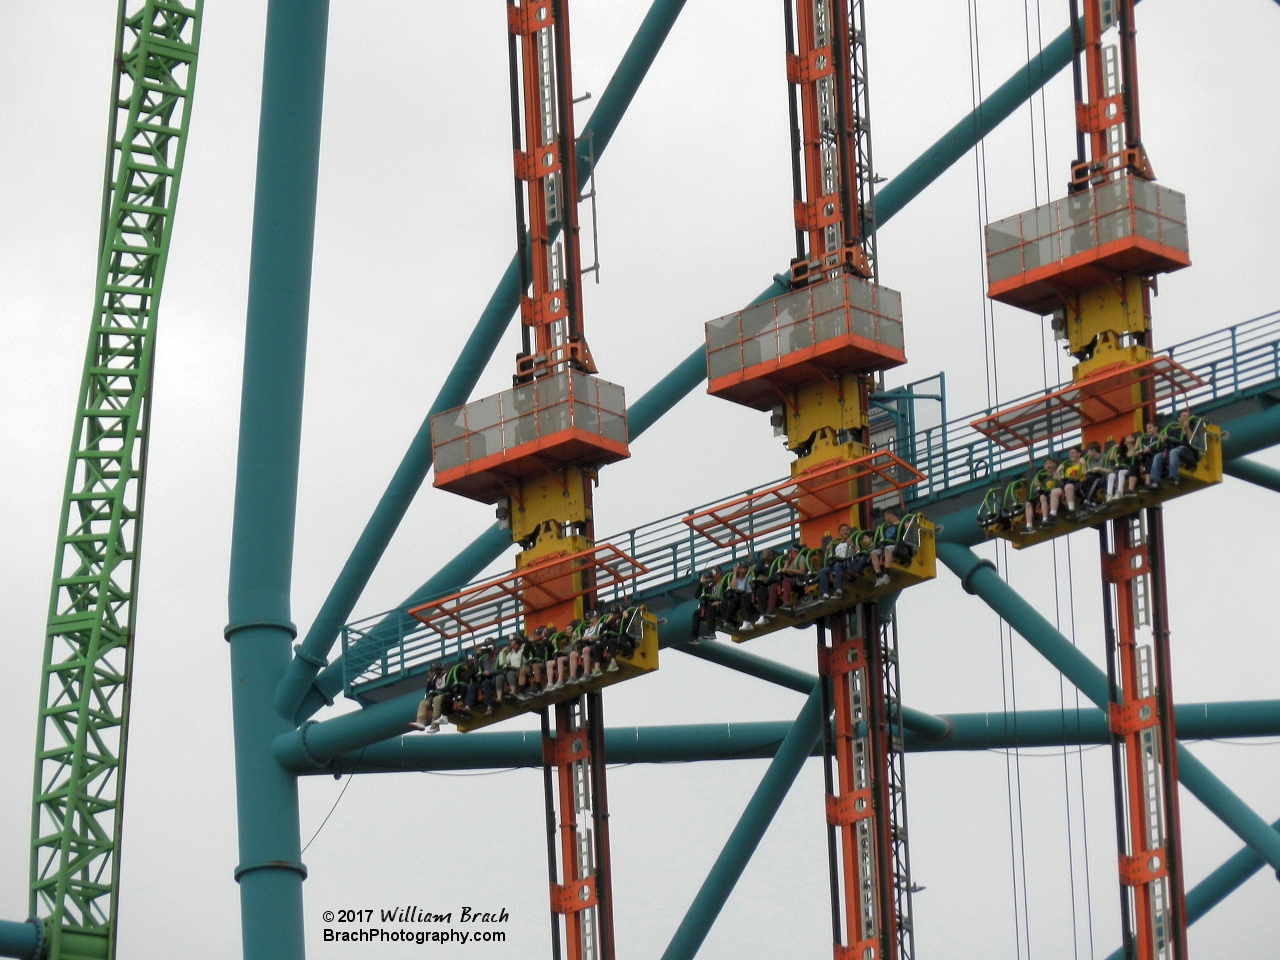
left=969, top=356, right=1204, bottom=450
left=820, top=639, right=867, bottom=678
left=550, top=877, right=598, bottom=915
left=543, top=730, right=591, bottom=768
left=1118, top=851, right=1168, bottom=887
left=513, top=148, right=561, bottom=181
left=794, top=194, right=843, bottom=233
left=835, top=939, right=880, bottom=960
left=1102, top=544, right=1149, bottom=584
left=826, top=789, right=875, bottom=826
left=1109, top=696, right=1160, bottom=737
left=785, top=46, right=835, bottom=84
left=508, top=0, right=554, bottom=36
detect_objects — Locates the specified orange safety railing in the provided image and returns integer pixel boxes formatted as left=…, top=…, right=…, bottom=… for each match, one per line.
left=681, top=451, right=924, bottom=549
left=970, top=357, right=1204, bottom=450
left=407, top=542, right=648, bottom=642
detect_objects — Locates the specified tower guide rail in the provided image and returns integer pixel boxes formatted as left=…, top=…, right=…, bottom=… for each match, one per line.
left=340, top=309, right=1280, bottom=701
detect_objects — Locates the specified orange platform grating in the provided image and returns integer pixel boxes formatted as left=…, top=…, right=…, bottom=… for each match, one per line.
left=681, top=451, right=924, bottom=549
left=407, top=543, right=648, bottom=642
left=969, top=357, right=1205, bottom=450
left=985, top=173, right=1189, bottom=314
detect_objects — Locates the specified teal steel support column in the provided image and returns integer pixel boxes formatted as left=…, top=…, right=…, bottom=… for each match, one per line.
left=659, top=686, right=825, bottom=960
left=937, top=542, right=1280, bottom=875
left=225, top=2, right=329, bottom=959
left=0, top=921, right=41, bottom=960
left=1102, top=816, right=1280, bottom=960
left=276, top=0, right=691, bottom=721
left=1223, top=456, right=1280, bottom=493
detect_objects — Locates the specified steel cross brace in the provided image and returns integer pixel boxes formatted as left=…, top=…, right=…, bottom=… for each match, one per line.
left=936, top=542, right=1280, bottom=876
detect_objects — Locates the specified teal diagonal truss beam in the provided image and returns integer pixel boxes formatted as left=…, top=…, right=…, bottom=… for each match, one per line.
left=937, top=543, right=1280, bottom=874
left=29, top=5, right=203, bottom=960
left=659, top=686, right=826, bottom=960
left=1102, top=815, right=1280, bottom=960
left=275, top=0, right=692, bottom=720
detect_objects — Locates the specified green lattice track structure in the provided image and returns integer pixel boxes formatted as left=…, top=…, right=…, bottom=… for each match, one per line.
left=28, top=4, right=202, bottom=959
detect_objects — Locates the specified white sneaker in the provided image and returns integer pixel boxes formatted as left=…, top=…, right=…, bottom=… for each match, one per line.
left=819, top=592, right=831, bottom=600
left=875, top=574, right=890, bottom=587
left=408, top=721, right=427, bottom=732
left=426, top=723, right=440, bottom=734
left=754, top=616, right=766, bottom=626
left=739, top=621, right=754, bottom=632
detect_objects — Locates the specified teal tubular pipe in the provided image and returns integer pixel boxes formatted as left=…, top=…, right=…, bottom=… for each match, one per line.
left=1223, top=456, right=1280, bottom=492
left=937, top=542, right=1280, bottom=874
left=672, top=636, right=817, bottom=694
left=286, top=699, right=1280, bottom=774
left=298, top=722, right=797, bottom=775
left=1218, top=403, right=1280, bottom=460
left=276, top=0, right=693, bottom=720
left=225, top=2, right=329, bottom=958
left=660, top=687, right=825, bottom=960
left=0, top=920, right=40, bottom=960
left=870, top=23, right=1073, bottom=226
left=1101, top=816, right=1280, bottom=960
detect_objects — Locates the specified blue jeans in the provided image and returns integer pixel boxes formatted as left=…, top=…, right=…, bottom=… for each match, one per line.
left=1149, top=446, right=1186, bottom=483
left=819, top=561, right=847, bottom=596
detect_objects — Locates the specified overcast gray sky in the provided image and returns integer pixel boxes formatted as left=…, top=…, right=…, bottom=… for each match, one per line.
left=2, top=1, right=1278, bottom=958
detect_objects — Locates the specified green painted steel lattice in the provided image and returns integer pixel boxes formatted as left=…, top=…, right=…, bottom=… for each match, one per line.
left=29, top=4, right=202, bottom=958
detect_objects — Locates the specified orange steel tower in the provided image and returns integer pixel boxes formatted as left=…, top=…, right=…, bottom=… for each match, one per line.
left=427, top=3, right=641, bottom=958
left=697, top=2, right=936, bottom=958
left=971, top=3, right=1224, bottom=957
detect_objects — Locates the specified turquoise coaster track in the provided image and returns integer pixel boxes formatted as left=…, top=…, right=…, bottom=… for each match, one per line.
left=2, top=2, right=1278, bottom=959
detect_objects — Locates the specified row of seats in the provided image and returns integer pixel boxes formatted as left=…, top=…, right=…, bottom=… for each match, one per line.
left=691, top=511, right=920, bottom=637
left=409, top=605, right=646, bottom=733
left=978, top=411, right=1208, bottom=534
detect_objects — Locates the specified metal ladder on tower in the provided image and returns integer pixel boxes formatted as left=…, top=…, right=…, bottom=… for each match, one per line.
left=1099, top=506, right=1187, bottom=960
left=541, top=693, right=615, bottom=960
left=818, top=600, right=917, bottom=960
